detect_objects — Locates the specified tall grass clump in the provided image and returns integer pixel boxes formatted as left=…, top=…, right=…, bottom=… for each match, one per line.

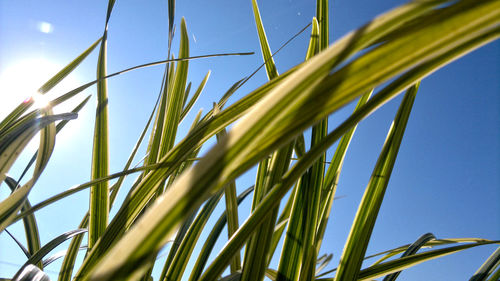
left=1, top=0, right=499, bottom=280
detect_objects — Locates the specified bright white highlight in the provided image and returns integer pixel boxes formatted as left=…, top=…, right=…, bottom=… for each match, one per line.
left=32, top=92, right=50, bottom=109
left=38, top=22, right=53, bottom=34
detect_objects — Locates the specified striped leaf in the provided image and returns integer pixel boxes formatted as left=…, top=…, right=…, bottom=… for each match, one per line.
left=88, top=0, right=116, bottom=249
left=334, top=83, right=419, bottom=281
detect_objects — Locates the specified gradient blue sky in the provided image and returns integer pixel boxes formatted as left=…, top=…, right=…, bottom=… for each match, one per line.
left=0, top=0, right=499, bottom=280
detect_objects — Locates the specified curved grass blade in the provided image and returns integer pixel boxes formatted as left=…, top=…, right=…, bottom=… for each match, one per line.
left=355, top=241, right=500, bottom=281
left=12, top=264, right=50, bottom=281
left=16, top=95, right=91, bottom=189
left=42, top=246, right=87, bottom=267
left=469, top=246, right=500, bottom=281
left=12, top=229, right=87, bottom=280
left=383, top=233, right=436, bottom=281
left=316, top=241, right=500, bottom=281
left=0, top=113, right=75, bottom=231
left=5, top=177, right=41, bottom=268
left=5, top=228, right=31, bottom=258
left=188, top=186, right=253, bottom=281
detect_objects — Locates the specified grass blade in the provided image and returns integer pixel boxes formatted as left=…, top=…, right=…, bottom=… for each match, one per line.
left=180, top=71, right=211, bottom=122
left=316, top=91, right=372, bottom=253
left=4, top=177, right=42, bottom=268
left=334, top=83, right=419, bottom=281
left=188, top=186, right=253, bottom=281
left=12, top=264, right=50, bottom=281
left=383, top=233, right=436, bottom=281
left=12, top=229, right=87, bottom=280
left=469, top=246, right=500, bottom=281
left=0, top=113, right=75, bottom=231
left=88, top=0, right=116, bottom=250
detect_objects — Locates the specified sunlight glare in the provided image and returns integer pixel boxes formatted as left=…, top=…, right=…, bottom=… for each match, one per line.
left=0, top=58, right=89, bottom=146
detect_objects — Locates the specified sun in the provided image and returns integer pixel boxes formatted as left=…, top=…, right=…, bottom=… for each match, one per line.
left=0, top=58, right=56, bottom=115
left=0, top=58, right=84, bottom=116
left=0, top=57, right=90, bottom=147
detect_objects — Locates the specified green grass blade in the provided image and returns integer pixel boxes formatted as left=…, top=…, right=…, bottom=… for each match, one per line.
left=317, top=0, right=328, bottom=51
left=240, top=1, right=285, bottom=278
left=334, top=83, right=419, bottom=281
left=212, top=104, right=242, bottom=273
left=180, top=70, right=211, bottom=122
left=316, top=91, right=372, bottom=253
left=188, top=186, right=253, bottom=281
left=251, top=0, right=279, bottom=80
left=88, top=1, right=115, bottom=250
left=162, top=190, right=224, bottom=280
left=242, top=141, right=294, bottom=281
left=59, top=94, right=158, bottom=281
left=275, top=18, right=320, bottom=281
left=158, top=17, right=190, bottom=158
left=16, top=95, right=91, bottom=186
left=469, top=246, right=500, bottom=281
left=486, top=266, right=500, bottom=281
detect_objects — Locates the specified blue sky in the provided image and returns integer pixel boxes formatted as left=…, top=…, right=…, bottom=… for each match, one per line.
left=0, top=0, right=498, bottom=280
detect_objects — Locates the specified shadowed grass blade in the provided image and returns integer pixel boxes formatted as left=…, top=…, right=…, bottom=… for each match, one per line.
left=469, top=246, right=500, bottom=281
left=383, top=233, right=436, bottom=281
left=12, top=229, right=87, bottom=280
left=5, top=177, right=42, bottom=268
left=12, top=264, right=50, bottom=281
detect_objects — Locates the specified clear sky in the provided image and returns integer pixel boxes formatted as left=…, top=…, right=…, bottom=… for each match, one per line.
left=0, top=0, right=498, bottom=280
